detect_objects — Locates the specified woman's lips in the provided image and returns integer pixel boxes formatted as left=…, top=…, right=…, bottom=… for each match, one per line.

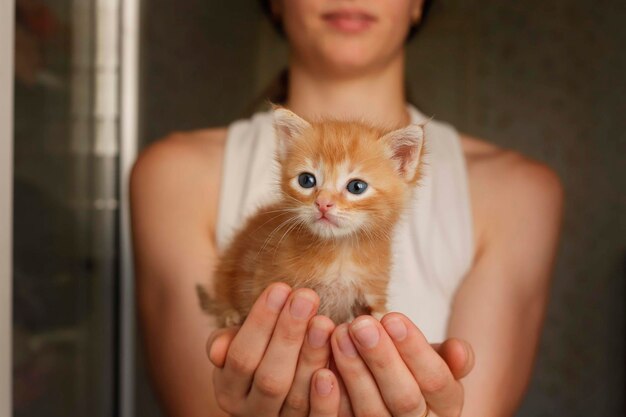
left=322, top=10, right=377, bottom=33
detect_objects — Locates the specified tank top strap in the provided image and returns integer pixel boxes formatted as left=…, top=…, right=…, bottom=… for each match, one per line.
left=216, top=111, right=278, bottom=251
left=408, top=105, right=475, bottom=291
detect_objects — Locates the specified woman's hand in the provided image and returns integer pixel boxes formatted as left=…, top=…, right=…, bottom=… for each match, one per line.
left=207, top=286, right=474, bottom=417
left=331, top=313, right=475, bottom=417
left=206, top=283, right=341, bottom=417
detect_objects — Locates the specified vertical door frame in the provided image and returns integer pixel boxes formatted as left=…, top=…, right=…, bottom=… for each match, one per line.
left=0, top=0, right=142, bottom=414
left=119, top=0, right=140, bottom=415
left=0, top=0, right=15, bottom=415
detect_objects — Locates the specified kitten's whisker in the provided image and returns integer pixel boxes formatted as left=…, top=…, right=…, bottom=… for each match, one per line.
left=251, top=211, right=296, bottom=235
left=272, top=218, right=305, bottom=262
left=261, top=207, right=300, bottom=215
left=275, top=218, right=300, bottom=249
left=255, top=215, right=298, bottom=259
left=278, top=191, right=304, bottom=206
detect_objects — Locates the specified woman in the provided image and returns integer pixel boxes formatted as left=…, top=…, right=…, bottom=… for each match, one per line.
left=130, top=1, right=564, bottom=416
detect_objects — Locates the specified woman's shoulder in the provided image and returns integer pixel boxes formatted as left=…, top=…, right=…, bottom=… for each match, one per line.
left=133, top=126, right=227, bottom=180
left=130, top=127, right=229, bottom=235
left=460, top=133, right=562, bottom=196
left=459, top=133, right=564, bottom=253
left=136, top=126, right=228, bottom=167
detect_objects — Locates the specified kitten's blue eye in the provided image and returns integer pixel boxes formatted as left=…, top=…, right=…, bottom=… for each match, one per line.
left=298, top=172, right=316, bottom=188
left=347, top=180, right=368, bottom=195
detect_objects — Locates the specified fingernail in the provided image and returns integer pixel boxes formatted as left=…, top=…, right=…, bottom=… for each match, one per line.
left=383, top=318, right=407, bottom=341
left=337, top=327, right=358, bottom=357
left=308, top=323, right=330, bottom=348
left=351, top=318, right=380, bottom=348
left=290, top=294, right=314, bottom=319
left=266, top=285, right=290, bottom=312
left=315, top=371, right=333, bottom=397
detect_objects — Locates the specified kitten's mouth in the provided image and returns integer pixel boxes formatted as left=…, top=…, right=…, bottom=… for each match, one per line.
left=316, top=214, right=339, bottom=227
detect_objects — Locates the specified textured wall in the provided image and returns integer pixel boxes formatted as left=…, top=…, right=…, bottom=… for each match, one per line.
left=139, top=0, right=262, bottom=144
left=138, top=1, right=625, bottom=415
left=406, top=2, right=625, bottom=415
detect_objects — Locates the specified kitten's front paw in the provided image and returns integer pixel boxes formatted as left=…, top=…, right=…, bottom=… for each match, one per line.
left=222, top=309, right=242, bottom=327
left=371, top=310, right=386, bottom=321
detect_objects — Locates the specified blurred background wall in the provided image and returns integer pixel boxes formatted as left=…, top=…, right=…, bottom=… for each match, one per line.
left=138, top=0, right=625, bottom=416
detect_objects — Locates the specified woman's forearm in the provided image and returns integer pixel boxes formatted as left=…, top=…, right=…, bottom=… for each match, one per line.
left=139, top=285, right=227, bottom=417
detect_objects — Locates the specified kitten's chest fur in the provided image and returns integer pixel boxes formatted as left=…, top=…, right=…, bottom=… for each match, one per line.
left=280, top=228, right=391, bottom=317
left=294, top=246, right=378, bottom=323
left=212, top=207, right=392, bottom=325
left=264, top=242, right=389, bottom=324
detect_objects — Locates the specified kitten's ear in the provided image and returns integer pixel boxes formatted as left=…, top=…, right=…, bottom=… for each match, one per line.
left=380, top=124, right=425, bottom=182
left=273, top=108, right=312, bottom=160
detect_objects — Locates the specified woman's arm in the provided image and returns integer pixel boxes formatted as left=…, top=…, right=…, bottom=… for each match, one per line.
left=131, top=131, right=338, bottom=417
left=130, top=129, right=229, bottom=417
left=449, top=149, right=564, bottom=416
left=320, top=146, right=563, bottom=417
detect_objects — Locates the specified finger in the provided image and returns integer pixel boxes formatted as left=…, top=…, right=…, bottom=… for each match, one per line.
left=247, top=288, right=320, bottom=416
left=381, top=313, right=463, bottom=417
left=329, top=357, right=354, bottom=417
left=348, top=316, right=427, bottom=417
left=281, top=315, right=335, bottom=417
left=330, top=324, right=391, bottom=417
left=435, top=338, right=475, bottom=380
left=216, top=283, right=291, bottom=409
left=309, top=369, right=340, bottom=417
left=206, top=326, right=238, bottom=368
left=335, top=373, right=354, bottom=417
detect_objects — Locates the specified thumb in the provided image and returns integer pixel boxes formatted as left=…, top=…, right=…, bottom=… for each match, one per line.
left=206, top=326, right=238, bottom=368
left=432, top=338, right=475, bottom=380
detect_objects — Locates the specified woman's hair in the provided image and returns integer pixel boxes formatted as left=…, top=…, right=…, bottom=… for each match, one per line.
left=246, top=1, right=435, bottom=115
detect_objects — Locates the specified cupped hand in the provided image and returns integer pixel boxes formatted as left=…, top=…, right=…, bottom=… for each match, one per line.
left=331, top=313, right=475, bottom=417
left=206, top=283, right=341, bottom=417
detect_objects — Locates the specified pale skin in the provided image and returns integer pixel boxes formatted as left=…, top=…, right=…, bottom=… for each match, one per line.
left=130, top=1, right=564, bottom=416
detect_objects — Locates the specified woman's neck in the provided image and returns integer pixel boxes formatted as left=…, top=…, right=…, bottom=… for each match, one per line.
left=285, top=53, right=410, bottom=128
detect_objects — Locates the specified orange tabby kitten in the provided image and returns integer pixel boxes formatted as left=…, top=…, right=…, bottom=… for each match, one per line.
left=198, top=108, right=425, bottom=326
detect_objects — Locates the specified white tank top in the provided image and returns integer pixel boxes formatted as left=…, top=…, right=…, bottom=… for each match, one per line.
left=216, top=105, right=474, bottom=342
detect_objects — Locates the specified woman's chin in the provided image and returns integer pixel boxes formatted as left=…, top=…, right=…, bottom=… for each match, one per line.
left=313, top=42, right=396, bottom=76
left=317, top=54, right=383, bottom=77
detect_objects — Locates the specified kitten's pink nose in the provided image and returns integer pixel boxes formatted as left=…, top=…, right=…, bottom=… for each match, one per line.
left=315, top=198, right=334, bottom=214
